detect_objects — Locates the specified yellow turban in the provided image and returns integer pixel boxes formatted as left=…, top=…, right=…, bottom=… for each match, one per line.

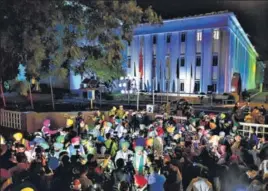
left=13, top=132, right=23, bottom=141
left=167, top=126, right=175, bottom=134
left=209, top=122, right=217, bottom=130
left=220, top=113, right=226, bottom=119
left=0, top=135, right=6, bottom=144
left=66, top=119, right=74, bottom=127
left=146, top=138, right=154, bottom=147
left=21, top=188, right=34, bottom=191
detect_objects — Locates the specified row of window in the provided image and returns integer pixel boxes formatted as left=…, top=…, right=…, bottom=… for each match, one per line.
left=177, top=55, right=218, bottom=67
left=127, top=55, right=218, bottom=68
left=151, top=29, right=220, bottom=44
left=177, top=81, right=217, bottom=92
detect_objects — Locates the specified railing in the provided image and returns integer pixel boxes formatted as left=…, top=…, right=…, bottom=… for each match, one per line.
left=154, top=114, right=188, bottom=123
left=222, top=99, right=235, bottom=105
left=238, top=122, right=268, bottom=138
left=0, top=109, right=22, bottom=130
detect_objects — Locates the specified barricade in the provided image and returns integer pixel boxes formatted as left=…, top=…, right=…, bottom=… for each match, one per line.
left=0, top=109, right=23, bottom=130
left=238, top=122, right=268, bottom=138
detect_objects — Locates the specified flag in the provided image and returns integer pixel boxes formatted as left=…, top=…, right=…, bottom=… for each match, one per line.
left=152, top=56, right=156, bottom=79
left=139, top=48, right=143, bottom=79
left=134, top=62, right=136, bottom=77
left=159, top=61, right=162, bottom=79
left=166, top=57, right=170, bottom=80
left=190, top=64, right=193, bottom=78
left=176, top=58, right=180, bottom=79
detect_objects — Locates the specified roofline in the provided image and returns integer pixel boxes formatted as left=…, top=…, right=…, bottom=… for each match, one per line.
left=136, top=11, right=258, bottom=57
left=228, top=13, right=258, bottom=57
left=137, top=10, right=231, bottom=27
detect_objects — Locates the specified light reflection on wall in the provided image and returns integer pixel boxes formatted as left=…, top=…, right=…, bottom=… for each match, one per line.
left=123, top=12, right=259, bottom=93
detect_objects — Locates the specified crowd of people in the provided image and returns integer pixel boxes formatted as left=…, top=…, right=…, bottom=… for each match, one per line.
left=0, top=103, right=268, bottom=191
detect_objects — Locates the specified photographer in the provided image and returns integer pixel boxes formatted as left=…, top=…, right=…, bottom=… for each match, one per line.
left=111, top=158, right=130, bottom=191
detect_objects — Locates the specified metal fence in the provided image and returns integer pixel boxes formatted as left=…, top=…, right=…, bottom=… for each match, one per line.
left=238, top=122, right=268, bottom=138
left=0, top=109, right=22, bottom=130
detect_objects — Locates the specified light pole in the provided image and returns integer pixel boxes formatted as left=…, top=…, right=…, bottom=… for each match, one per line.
left=119, top=76, right=135, bottom=105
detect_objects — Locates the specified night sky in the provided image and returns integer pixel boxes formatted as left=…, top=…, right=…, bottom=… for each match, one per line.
left=137, top=0, right=268, bottom=60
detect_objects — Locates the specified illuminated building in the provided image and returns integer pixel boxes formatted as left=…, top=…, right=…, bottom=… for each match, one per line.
left=123, top=11, right=259, bottom=94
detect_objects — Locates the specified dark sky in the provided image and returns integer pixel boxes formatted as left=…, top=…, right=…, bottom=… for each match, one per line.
left=137, top=0, right=268, bottom=60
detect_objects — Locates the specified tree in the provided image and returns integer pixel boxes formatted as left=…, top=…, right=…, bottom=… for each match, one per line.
left=0, top=0, right=161, bottom=95
left=63, top=1, right=162, bottom=81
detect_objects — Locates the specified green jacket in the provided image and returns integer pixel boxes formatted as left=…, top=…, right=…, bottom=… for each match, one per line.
left=104, top=139, right=118, bottom=157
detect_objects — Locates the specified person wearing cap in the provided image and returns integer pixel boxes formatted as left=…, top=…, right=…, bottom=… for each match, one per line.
left=133, top=146, right=147, bottom=175
left=114, top=141, right=133, bottom=164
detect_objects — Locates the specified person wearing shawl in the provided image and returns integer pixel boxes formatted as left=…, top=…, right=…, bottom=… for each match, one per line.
left=133, top=146, right=147, bottom=175
left=115, top=141, right=133, bottom=164
left=41, top=119, right=59, bottom=138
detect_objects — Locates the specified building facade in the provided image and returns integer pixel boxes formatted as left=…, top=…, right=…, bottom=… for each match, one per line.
left=123, top=12, right=258, bottom=94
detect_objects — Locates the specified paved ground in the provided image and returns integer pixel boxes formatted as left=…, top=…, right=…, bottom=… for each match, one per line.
left=250, top=91, right=268, bottom=103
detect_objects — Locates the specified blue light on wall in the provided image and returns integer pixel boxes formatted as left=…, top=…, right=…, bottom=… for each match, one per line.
left=124, top=12, right=258, bottom=93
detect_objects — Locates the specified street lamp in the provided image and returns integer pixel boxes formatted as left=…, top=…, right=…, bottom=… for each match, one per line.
left=119, top=76, right=136, bottom=105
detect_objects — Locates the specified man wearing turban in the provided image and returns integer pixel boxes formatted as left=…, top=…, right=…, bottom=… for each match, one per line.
left=115, top=141, right=133, bottom=164
left=133, top=146, right=147, bottom=175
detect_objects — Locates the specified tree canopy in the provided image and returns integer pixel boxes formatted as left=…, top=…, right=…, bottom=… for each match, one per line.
left=0, top=0, right=161, bottom=82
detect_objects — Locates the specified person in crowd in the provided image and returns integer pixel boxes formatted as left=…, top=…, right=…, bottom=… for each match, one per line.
left=78, top=165, right=92, bottom=190
left=146, top=164, right=166, bottom=191
left=133, top=146, right=147, bottom=175
left=1, top=105, right=268, bottom=191
left=111, top=158, right=130, bottom=191
left=104, top=133, right=118, bottom=158
left=114, top=141, right=133, bottom=164
left=116, top=105, right=126, bottom=119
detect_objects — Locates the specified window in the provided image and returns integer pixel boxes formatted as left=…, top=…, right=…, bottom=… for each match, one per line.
left=196, top=31, right=202, bottom=41
left=194, top=81, right=200, bottom=93
left=167, top=33, right=171, bottom=43
left=212, top=55, right=218, bottom=66
left=180, top=57, right=185, bottom=67
left=213, top=29, right=220, bottom=40
left=152, top=57, right=156, bottom=78
left=196, top=56, right=201, bottom=67
left=212, top=83, right=217, bottom=92
left=127, top=57, right=131, bottom=68
left=153, top=35, right=157, bottom=44
left=180, top=82, right=184, bottom=92
left=181, top=33, right=186, bottom=42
